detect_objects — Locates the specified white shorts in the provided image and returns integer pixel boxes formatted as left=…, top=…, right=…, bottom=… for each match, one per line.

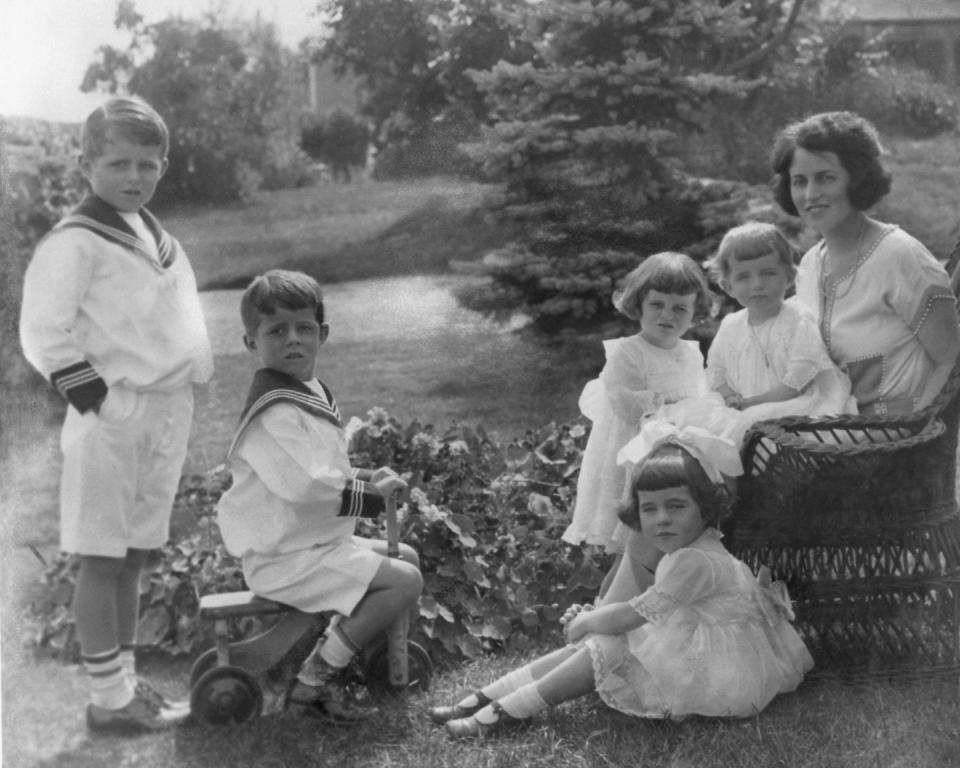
left=242, top=536, right=387, bottom=616
left=59, top=385, right=193, bottom=557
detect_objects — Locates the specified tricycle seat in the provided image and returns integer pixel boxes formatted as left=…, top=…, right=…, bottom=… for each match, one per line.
left=198, top=591, right=294, bottom=619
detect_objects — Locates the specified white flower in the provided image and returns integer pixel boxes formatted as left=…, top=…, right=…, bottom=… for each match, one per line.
left=447, top=439, right=469, bottom=456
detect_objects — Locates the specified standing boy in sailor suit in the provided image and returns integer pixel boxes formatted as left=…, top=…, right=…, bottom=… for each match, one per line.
left=217, top=269, right=422, bottom=723
left=20, top=96, right=213, bottom=734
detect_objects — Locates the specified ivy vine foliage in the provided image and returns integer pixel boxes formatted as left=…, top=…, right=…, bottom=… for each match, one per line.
left=26, top=410, right=611, bottom=665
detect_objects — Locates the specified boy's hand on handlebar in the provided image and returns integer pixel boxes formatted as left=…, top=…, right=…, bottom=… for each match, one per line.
left=370, top=466, right=401, bottom=484
left=374, top=474, right=407, bottom=497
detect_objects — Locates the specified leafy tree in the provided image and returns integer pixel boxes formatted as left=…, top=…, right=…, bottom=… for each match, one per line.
left=81, top=0, right=310, bottom=204
left=300, top=109, right=371, bottom=182
left=458, top=0, right=808, bottom=332
left=315, top=0, right=535, bottom=171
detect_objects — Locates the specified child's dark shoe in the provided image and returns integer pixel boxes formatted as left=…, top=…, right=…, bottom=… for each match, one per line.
left=133, top=678, right=191, bottom=715
left=427, top=691, right=491, bottom=723
left=86, top=689, right=190, bottom=735
left=285, top=680, right=378, bottom=724
left=444, top=702, right=526, bottom=739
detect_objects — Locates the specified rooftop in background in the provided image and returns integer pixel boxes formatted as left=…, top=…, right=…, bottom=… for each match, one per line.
left=827, top=0, right=960, bottom=86
left=835, top=0, right=960, bottom=22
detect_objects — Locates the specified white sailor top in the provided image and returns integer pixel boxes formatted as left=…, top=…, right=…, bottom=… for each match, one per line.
left=217, top=368, right=386, bottom=559
left=19, top=195, right=213, bottom=413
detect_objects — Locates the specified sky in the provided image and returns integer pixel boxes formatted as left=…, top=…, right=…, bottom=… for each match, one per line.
left=0, top=0, right=326, bottom=122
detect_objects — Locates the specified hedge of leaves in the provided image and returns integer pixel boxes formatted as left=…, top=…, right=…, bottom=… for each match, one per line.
left=26, top=409, right=612, bottom=665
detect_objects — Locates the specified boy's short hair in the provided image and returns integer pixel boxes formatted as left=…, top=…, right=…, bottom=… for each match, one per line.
left=617, top=444, right=735, bottom=530
left=707, top=222, right=797, bottom=291
left=82, top=96, right=170, bottom=160
left=613, top=251, right=712, bottom=322
left=769, top=111, right=891, bottom=216
left=241, top=269, right=325, bottom=335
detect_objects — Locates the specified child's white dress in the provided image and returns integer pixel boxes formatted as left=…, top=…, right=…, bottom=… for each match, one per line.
left=586, top=528, right=813, bottom=719
left=659, top=300, right=856, bottom=446
left=563, top=335, right=708, bottom=551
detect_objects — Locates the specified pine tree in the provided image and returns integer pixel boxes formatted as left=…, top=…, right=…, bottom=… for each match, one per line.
left=462, top=0, right=806, bottom=331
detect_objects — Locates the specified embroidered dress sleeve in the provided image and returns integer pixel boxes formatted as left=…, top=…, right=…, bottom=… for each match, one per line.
left=628, top=548, right=718, bottom=622
left=885, top=241, right=957, bottom=341
left=599, top=340, right=660, bottom=425
left=242, top=405, right=385, bottom=519
left=19, top=232, right=107, bottom=413
left=781, top=304, right=837, bottom=392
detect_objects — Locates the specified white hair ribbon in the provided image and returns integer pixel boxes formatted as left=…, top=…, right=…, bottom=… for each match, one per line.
left=616, top=420, right=743, bottom=483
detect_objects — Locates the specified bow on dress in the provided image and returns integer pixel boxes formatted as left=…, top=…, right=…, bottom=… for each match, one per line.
left=615, top=420, right=744, bottom=482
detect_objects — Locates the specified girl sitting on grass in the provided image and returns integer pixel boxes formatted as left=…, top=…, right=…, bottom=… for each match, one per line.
left=429, top=423, right=813, bottom=737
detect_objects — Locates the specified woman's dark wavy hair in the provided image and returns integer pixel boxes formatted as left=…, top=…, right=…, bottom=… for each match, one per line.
left=770, top=111, right=892, bottom=216
left=617, top=443, right=735, bottom=532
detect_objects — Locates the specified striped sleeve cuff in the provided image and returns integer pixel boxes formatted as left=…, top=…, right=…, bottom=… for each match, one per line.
left=340, top=478, right=386, bottom=518
left=50, top=361, right=108, bottom=414
left=350, top=467, right=375, bottom=482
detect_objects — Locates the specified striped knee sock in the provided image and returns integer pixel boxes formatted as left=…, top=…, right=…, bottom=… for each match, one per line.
left=119, top=644, right=137, bottom=681
left=84, top=647, right=134, bottom=710
left=297, top=625, right=359, bottom=685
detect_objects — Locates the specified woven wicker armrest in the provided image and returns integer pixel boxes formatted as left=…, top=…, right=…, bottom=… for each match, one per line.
left=735, top=415, right=948, bottom=544
left=741, top=412, right=939, bottom=473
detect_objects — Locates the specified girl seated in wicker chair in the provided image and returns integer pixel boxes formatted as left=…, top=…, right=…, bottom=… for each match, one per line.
left=428, top=424, right=813, bottom=738
left=657, top=222, right=857, bottom=446
left=770, top=111, right=960, bottom=415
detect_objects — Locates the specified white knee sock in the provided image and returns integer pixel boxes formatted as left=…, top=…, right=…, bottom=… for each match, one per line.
left=476, top=683, right=548, bottom=723
left=297, top=626, right=356, bottom=685
left=84, top=647, right=135, bottom=710
left=119, top=645, right=137, bottom=681
left=473, top=665, right=535, bottom=705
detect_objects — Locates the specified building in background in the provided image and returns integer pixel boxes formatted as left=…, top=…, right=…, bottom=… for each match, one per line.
left=835, top=0, right=960, bottom=85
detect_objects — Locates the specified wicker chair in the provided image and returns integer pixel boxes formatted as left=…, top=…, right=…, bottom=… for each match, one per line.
left=726, top=241, right=960, bottom=682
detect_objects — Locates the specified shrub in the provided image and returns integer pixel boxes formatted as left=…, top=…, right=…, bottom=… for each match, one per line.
left=300, top=109, right=370, bottom=182
left=836, top=64, right=959, bottom=139
left=2, top=122, right=87, bottom=388
left=25, top=410, right=609, bottom=665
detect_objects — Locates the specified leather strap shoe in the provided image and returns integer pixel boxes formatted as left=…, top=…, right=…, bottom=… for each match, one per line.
left=444, top=702, right=527, bottom=738
left=427, top=691, right=491, bottom=723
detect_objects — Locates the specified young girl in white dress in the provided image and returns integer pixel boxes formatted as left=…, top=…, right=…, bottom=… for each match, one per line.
left=429, top=424, right=813, bottom=736
left=562, top=252, right=712, bottom=553
left=658, top=223, right=856, bottom=446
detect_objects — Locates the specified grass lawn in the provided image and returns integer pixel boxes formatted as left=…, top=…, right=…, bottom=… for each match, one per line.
left=3, top=169, right=960, bottom=767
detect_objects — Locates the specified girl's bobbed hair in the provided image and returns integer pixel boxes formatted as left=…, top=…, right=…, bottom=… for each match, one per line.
left=770, top=111, right=892, bottom=216
left=241, top=269, right=325, bottom=335
left=617, top=443, right=735, bottom=532
left=613, top=251, right=712, bottom=323
left=706, top=222, right=798, bottom=292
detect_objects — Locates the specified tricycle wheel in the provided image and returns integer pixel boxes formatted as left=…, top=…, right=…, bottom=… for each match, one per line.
left=188, top=648, right=218, bottom=687
left=190, top=665, right=263, bottom=725
left=362, top=639, right=433, bottom=695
